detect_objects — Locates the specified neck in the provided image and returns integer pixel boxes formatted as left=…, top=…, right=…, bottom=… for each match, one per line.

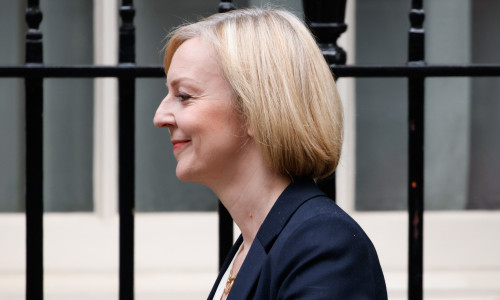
left=209, top=147, right=291, bottom=249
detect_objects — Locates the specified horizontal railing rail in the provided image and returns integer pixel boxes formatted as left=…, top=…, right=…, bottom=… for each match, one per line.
left=2, top=64, right=500, bottom=78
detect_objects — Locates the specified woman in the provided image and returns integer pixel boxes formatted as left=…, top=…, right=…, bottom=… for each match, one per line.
left=154, top=8, right=387, bottom=300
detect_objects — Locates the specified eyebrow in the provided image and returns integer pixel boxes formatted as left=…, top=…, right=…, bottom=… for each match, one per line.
left=166, top=77, right=202, bottom=93
left=166, top=76, right=189, bottom=88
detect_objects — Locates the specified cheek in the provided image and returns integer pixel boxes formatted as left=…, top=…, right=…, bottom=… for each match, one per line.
left=182, top=104, right=246, bottom=146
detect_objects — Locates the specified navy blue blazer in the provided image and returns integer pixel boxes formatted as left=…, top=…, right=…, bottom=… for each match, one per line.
left=208, top=178, right=387, bottom=300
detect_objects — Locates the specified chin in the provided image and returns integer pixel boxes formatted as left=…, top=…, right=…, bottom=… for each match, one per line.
left=175, top=170, right=190, bottom=182
left=175, top=167, right=198, bottom=184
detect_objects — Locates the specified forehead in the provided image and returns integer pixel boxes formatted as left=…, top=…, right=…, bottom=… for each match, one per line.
left=166, top=37, right=221, bottom=85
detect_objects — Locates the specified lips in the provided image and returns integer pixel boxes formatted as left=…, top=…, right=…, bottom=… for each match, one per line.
left=172, top=140, right=190, bottom=151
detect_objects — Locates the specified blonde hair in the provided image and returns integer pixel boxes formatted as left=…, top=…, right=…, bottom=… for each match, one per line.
left=164, top=8, right=343, bottom=179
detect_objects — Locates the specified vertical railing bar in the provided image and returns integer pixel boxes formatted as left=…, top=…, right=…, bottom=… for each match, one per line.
left=218, top=0, right=235, bottom=13
left=217, top=0, right=235, bottom=270
left=302, top=0, right=348, bottom=202
left=408, top=0, right=425, bottom=299
left=218, top=202, right=234, bottom=270
left=25, top=0, right=44, bottom=299
left=118, top=1, right=136, bottom=299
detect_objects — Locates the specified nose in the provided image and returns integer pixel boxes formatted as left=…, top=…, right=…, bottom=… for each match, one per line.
left=153, top=95, right=176, bottom=129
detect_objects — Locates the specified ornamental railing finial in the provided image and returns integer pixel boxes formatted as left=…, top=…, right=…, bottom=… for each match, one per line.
left=302, top=0, right=347, bottom=65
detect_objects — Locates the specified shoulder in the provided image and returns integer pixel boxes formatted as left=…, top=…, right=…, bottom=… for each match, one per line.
left=276, top=195, right=377, bottom=263
left=286, top=195, right=370, bottom=245
left=263, top=195, right=387, bottom=299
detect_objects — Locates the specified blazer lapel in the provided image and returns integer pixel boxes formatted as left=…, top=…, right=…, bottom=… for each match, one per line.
left=227, top=239, right=267, bottom=299
left=226, top=178, right=325, bottom=299
left=207, top=236, right=243, bottom=299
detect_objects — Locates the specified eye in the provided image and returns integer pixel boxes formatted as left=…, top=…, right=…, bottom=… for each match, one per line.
left=176, top=93, right=192, bottom=102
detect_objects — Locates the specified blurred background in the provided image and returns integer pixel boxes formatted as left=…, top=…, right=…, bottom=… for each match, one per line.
left=0, top=0, right=499, bottom=299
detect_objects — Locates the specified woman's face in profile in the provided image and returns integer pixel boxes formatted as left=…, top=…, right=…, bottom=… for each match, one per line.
left=154, top=37, right=250, bottom=185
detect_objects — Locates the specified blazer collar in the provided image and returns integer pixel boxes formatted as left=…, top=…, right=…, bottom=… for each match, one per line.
left=224, top=178, right=324, bottom=299
left=256, top=177, right=325, bottom=252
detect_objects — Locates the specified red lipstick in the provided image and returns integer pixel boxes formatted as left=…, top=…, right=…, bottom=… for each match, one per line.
left=172, top=140, right=190, bottom=151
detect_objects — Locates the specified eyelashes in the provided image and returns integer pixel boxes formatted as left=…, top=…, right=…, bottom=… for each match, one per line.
left=176, top=93, right=192, bottom=102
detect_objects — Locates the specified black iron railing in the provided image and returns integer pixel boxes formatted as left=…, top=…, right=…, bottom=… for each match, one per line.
left=24, top=1, right=44, bottom=299
left=117, top=2, right=136, bottom=299
left=407, top=2, right=425, bottom=298
left=0, top=0, right=499, bottom=299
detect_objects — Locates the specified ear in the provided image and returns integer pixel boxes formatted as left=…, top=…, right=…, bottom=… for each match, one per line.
left=241, top=116, right=253, bottom=137
left=247, top=125, right=254, bottom=137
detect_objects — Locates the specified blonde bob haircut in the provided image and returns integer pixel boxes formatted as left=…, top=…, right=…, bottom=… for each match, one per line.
left=164, top=8, right=343, bottom=179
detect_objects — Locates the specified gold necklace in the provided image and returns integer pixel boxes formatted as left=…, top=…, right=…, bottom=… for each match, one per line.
left=222, top=274, right=236, bottom=297
left=221, top=244, right=244, bottom=299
